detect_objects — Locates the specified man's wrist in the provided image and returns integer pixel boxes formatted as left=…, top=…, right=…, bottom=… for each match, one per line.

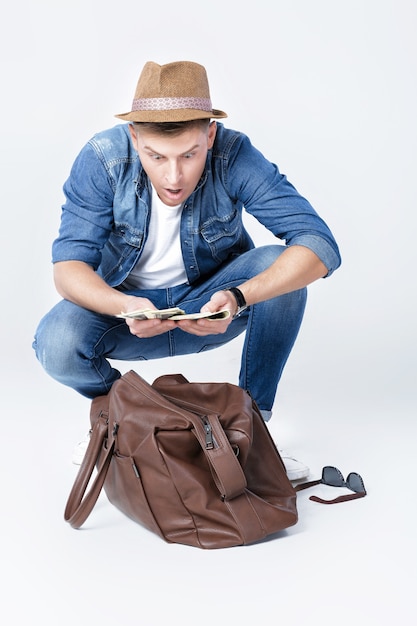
left=227, top=287, right=248, bottom=318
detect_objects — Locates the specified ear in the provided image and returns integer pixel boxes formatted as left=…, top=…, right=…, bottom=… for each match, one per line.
left=128, top=123, right=138, bottom=150
left=207, top=121, right=217, bottom=149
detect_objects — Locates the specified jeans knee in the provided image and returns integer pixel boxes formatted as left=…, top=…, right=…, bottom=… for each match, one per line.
left=33, top=312, right=79, bottom=379
left=253, top=284, right=307, bottom=326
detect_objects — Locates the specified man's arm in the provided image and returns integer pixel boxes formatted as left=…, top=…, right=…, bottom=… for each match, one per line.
left=197, top=245, right=327, bottom=320
left=237, top=245, right=328, bottom=306
left=53, top=261, right=177, bottom=337
left=54, top=260, right=133, bottom=315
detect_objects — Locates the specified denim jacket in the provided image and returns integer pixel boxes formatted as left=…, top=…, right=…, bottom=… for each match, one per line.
left=53, top=123, right=341, bottom=287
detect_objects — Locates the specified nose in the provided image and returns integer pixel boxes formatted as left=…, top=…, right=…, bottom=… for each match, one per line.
left=165, top=159, right=182, bottom=187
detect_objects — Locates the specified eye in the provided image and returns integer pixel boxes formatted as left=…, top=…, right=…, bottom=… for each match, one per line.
left=183, top=152, right=195, bottom=159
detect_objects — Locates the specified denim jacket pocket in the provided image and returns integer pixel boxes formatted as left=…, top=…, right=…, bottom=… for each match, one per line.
left=99, top=223, right=144, bottom=284
left=199, top=209, right=245, bottom=263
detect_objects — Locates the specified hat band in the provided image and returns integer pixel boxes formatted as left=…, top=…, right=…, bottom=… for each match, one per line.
left=132, top=96, right=212, bottom=112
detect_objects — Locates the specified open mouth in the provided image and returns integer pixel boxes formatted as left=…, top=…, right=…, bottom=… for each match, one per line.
left=164, top=188, right=183, bottom=201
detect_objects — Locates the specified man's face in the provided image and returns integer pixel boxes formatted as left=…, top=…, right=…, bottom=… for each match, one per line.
left=129, top=122, right=217, bottom=207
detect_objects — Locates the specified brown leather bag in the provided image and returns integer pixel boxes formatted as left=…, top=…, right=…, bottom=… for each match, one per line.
left=65, top=370, right=298, bottom=549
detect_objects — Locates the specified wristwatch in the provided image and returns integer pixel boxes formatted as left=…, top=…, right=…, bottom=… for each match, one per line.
left=228, top=287, right=248, bottom=318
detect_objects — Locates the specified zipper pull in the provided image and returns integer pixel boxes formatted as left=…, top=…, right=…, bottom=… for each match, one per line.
left=202, top=417, right=214, bottom=450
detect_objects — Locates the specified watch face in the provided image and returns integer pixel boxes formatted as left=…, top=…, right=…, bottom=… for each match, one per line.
left=234, top=305, right=248, bottom=319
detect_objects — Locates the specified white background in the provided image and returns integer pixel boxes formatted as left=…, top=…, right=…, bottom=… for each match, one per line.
left=1, top=1, right=416, bottom=624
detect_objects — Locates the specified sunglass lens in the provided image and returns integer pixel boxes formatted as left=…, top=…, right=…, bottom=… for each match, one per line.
left=322, top=466, right=344, bottom=487
left=346, top=472, right=366, bottom=493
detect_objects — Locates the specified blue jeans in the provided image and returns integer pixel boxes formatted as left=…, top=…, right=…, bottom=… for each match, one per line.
left=33, top=245, right=306, bottom=413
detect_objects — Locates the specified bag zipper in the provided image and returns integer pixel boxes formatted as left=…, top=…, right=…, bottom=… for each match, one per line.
left=201, top=416, right=214, bottom=450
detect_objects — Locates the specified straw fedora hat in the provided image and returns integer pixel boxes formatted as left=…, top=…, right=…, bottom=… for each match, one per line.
left=115, top=61, right=227, bottom=123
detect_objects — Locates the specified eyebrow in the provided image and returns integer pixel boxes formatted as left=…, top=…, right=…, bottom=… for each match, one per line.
left=143, top=143, right=200, bottom=156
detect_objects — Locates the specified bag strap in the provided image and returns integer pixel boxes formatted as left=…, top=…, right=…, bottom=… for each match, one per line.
left=153, top=373, right=189, bottom=386
left=64, top=410, right=246, bottom=528
left=192, top=412, right=247, bottom=500
left=64, top=412, right=115, bottom=529
left=124, top=371, right=248, bottom=500
left=148, top=374, right=247, bottom=500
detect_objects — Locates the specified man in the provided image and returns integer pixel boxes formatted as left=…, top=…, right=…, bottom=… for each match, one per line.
left=33, top=61, right=341, bottom=480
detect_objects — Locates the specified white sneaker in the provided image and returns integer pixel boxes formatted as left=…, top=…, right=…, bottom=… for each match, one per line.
left=72, top=431, right=91, bottom=465
left=279, top=450, right=310, bottom=482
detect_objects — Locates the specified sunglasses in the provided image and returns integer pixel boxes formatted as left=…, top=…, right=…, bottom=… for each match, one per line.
left=296, top=466, right=367, bottom=504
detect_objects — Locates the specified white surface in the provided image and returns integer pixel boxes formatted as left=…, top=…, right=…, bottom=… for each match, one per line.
left=1, top=1, right=416, bottom=624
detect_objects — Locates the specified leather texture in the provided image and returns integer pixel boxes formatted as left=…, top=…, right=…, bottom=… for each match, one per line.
left=65, top=371, right=298, bottom=549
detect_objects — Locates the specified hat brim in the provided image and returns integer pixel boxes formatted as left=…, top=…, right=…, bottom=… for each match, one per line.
left=114, top=108, right=227, bottom=123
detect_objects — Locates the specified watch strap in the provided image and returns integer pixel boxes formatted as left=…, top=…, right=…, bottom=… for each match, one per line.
left=228, top=287, right=247, bottom=309
left=228, top=287, right=247, bottom=318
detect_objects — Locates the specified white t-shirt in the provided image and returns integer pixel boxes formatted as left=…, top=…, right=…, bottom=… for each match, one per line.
left=122, top=186, right=188, bottom=290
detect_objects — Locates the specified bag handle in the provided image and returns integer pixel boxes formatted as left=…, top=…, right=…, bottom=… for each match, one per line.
left=64, top=412, right=115, bottom=529
left=192, top=412, right=248, bottom=500
left=151, top=374, right=247, bottom=499
left=64, top=410, right=246, bottom=527
left=128, top=371, right=248, bottom=500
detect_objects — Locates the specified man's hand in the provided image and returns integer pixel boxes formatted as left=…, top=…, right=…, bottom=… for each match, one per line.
left=124, top=296, right=177, bottom=338
left=174, top=290, right=237, bottom=337
left=127, top=317, right=178, bottom=338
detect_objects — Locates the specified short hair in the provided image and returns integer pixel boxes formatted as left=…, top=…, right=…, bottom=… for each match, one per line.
left=132, top=119, right=211, bottom=136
